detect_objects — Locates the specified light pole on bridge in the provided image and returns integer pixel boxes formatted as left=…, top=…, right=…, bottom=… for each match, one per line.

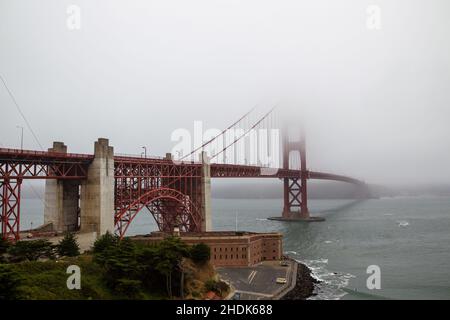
left=16, top=125, right=23, bottom=150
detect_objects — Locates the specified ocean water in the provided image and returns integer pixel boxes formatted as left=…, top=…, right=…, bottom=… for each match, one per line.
left=19, top=196, right=450, bottom=300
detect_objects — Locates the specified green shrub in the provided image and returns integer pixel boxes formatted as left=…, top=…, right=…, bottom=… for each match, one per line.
left=190, top=243, right=210, bottom=264
left=0, top=237, right=11, bottom=254
left=115, top=278, right=142, bottom=299
left=92, top=235, right=193, bottom=298
left=57, top=233, right=80, bottom=257
left=93, top=231, right=118, bottom=254
left=0, top=237, right=11, bottom=263
left=94, top=237, right=140, bottom=290
left=0, top=264, right=22, bottom=300
left=134, top=236, right=191, bottom=297
left=7, top=239, right=55, bottom=261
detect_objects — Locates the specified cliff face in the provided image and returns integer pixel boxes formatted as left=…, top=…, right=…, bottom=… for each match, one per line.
left=182, top=258, right=229, bottom=299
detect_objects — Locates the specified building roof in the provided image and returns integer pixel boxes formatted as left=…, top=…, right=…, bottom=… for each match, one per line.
left=132, top=230, right=282, bottom=241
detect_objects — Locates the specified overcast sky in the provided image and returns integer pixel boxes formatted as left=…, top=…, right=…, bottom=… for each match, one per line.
left=1, top=0, right=449, bottom=185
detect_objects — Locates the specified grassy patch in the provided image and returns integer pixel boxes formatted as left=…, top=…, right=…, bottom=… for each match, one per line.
left=9, top=257, right=112, bottom=300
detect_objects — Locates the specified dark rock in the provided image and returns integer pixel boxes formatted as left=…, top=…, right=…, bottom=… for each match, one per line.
left=281, top=260, right=319, bottom=300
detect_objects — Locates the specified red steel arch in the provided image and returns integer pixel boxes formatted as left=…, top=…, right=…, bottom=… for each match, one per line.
left=114, top=187, right=202, bottom=239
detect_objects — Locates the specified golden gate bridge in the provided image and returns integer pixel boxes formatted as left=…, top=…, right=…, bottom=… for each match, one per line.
left=0, top=107, right=368, bottom=240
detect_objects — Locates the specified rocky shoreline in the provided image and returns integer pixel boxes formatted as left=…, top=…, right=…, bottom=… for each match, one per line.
left=281, top=259, right=320, bottom=300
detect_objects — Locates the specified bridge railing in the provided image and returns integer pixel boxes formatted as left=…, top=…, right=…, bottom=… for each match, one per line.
left=0, top=147, right=93, bottom=160
left=115, top=152, right=165, bottom=160
left=114, top=153, right=202, bottom=165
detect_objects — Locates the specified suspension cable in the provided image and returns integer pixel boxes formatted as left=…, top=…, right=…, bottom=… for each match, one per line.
left=211, top=106, right=277, bottom=161
left=0, top=74, right=44, bottom=150
left=180, top=105, right=257, bottom=160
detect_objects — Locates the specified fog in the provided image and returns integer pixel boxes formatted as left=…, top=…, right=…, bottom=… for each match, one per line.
left=1, top=0, right=449, bottom=185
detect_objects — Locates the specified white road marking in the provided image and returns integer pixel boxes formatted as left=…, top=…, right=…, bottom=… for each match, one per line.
left=248, top=270, right=257, bottom=284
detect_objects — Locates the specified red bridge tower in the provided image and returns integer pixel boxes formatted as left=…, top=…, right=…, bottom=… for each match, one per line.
left=270, top=125, right=325, bottom=222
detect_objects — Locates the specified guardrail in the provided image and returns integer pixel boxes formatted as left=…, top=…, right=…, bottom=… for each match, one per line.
left=115, top=153, right=165, bottom=160
left=0, top=147, right=93, bottom=160
left=115, top=153, right=202, bottom=165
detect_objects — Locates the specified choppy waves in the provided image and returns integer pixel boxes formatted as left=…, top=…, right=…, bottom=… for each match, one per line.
left=286, top=252, right=355, bottom=300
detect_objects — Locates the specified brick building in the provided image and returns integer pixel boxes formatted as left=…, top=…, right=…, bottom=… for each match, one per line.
left=132, top=231, right=283, bottom=267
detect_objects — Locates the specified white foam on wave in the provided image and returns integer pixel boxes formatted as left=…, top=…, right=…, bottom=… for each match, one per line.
left=397, top=220, right=410, bottom=227
left=324, top=240, right=333, bottom=244
left=291, top=255, right=354, bottom=300
left=256, top=218, right=268, bottom=221
left=316, top=258, right=329, bottom=264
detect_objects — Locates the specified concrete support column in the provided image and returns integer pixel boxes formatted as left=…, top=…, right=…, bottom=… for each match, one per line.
left=80, top=138, right=114, bottom=236
left=61, top=181, right=80, bottom=230
left=199, top=151, right=212, bottom=232
left=44, top=142, right=80, bottom=232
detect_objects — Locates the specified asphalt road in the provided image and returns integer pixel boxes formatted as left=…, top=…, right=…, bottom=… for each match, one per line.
left=217, top=260, right=293, bottom=300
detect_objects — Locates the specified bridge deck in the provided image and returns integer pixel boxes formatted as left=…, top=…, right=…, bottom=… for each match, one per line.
left=0, top=147, right=364, bottom=184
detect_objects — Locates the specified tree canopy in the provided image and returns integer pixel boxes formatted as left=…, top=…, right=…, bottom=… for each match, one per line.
left=57, top=233, right=80, bottom=257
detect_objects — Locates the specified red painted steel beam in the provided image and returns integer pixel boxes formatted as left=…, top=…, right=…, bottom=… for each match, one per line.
left=0, top=148, right=92, bottom=180
left=209, top=163, right=364, bottom=185
left=1, top=179, right=21, bottom=240
left=0, top=161, right=90, bottom=180
left=1, top=147, right=364, bottom=184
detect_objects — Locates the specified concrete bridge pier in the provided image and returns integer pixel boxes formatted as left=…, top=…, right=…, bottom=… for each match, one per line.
left=44, top=142, right=80, bottom=232
left=80, top=138, right=115, bottom=236
left=200, top=151, right=212, bottom=232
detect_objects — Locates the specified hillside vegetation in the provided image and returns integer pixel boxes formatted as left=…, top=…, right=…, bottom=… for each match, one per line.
left=0, top=233, right=228, bottom=300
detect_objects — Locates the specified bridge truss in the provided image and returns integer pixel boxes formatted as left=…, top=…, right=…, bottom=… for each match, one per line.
left=0, top=108, right=367, bottom=240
